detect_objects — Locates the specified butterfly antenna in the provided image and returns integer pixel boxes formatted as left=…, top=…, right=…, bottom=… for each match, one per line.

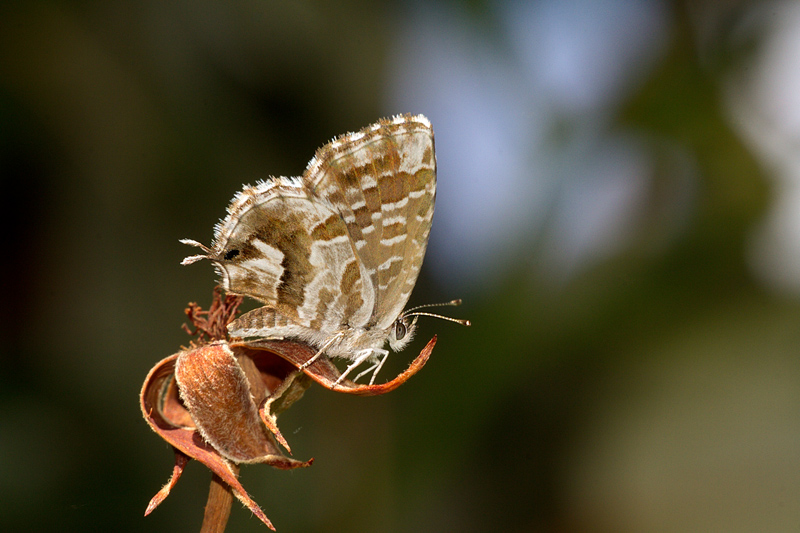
left=404, top=299, right=462, bottom=313
left=403, top=300, right=471, bottom=326
left=403, top=311, right=471, bottom=326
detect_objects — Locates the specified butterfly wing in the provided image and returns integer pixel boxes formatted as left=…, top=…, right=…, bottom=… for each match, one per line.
left=195, top=177, right=372, bottom=334
left=182, top=114, right=436, bottom=350
left=303, top=114, right=436, bottom=331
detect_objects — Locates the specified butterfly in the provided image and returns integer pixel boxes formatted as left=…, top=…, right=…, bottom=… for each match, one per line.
left=182, top=114, right=466, bottom=385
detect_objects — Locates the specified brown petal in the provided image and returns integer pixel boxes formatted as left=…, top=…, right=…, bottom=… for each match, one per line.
left=235, top=335, right=437, bottom=396
left=144, top=449, right=189, bottom=517
left=175, top=341, right=280, bottom=464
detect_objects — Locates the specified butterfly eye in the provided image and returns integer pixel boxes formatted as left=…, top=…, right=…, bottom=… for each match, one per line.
left=224, top=249, right=240, bottom=260
left=394, top=320, right=407, bottom=341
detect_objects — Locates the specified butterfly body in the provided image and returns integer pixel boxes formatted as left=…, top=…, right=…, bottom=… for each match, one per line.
left=182, top=114, right=436, bottom=382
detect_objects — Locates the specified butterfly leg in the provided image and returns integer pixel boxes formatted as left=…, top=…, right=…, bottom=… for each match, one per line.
left=361, top=349, right=390, bottom=385
left=353, top=361, right=378, bottom=384
left=335, top=348, right=387, bottom=385
left=298, top=332, right=343, bottom=372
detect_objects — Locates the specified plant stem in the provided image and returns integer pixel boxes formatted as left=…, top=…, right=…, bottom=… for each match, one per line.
left=200, top=467, right=239, bottom=533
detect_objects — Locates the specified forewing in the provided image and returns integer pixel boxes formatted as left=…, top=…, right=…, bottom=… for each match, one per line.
left=303, top=114, right=436, bottom=330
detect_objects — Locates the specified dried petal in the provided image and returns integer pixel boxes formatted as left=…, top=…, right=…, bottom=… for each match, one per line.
left=144, top=450, right=189, bottom=516
left=175, top=341, right=277, bottom=464
left=236, top=335, right=438, bottom=396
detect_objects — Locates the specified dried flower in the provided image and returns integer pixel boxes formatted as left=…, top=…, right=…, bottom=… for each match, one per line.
left=141, top=289, right=436, bottom=530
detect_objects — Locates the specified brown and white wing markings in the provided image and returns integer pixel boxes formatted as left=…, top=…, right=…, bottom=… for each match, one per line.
left=182, top=114, right=436, bottom=360
left=200, top=177, right=369, bottom=337
left=303, top=114, right=436, bottom=331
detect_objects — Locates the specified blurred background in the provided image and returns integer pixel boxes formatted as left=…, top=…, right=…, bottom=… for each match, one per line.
left=1, top=0, right=799, bottom=531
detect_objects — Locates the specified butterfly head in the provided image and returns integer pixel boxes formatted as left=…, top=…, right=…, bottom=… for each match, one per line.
left=389, top=300, right=471, bottom=352
left=388, top=315, right=419, bottom=352
left=180, top=239, right=238, bottom=292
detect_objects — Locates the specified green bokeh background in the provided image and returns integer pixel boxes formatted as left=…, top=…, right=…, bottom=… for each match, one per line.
left=1, top=1, right=798, bottom=531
